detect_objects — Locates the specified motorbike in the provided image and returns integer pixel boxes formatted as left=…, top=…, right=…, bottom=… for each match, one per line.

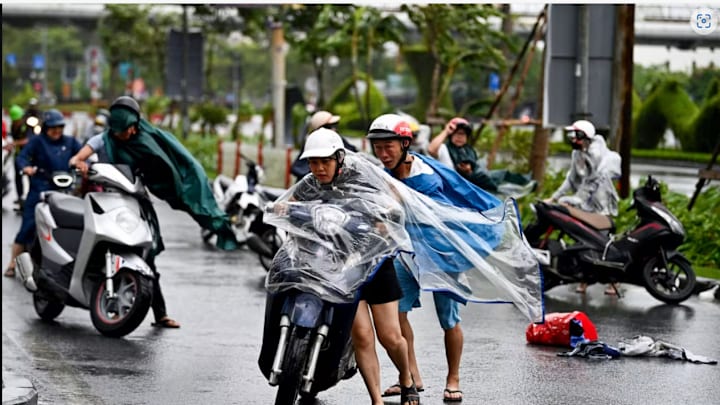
left=207, top=154, right=285, bottom=270
left=258, top=195, right=404, bottom=405
left=525, top=175, right=696, bottom=304
left=15, top=163, right=156, bottom=337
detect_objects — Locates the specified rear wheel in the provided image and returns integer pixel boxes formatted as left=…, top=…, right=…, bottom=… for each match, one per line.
left=90, top=270, right=153, bottom=338
left=274, top=327, right=310, bottom=405
left=643, top=255, right=696, bottom=304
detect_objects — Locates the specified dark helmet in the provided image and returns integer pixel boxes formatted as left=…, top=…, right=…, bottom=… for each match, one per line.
left=366, top=114, right=413, bottom=141
left=42, top=109, right=65, bottom=128
left=110, top=96, right=141, bottom=116
left=449, top=117, right=472, bottom=136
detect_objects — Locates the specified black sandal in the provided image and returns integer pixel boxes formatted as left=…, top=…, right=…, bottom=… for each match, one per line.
left=400, top=382, right=420, bottom=405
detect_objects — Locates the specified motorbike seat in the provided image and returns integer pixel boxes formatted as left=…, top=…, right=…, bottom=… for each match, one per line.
left=564, top=204, right=615, bottom=233
left=47, top=192, right=85, bottom=229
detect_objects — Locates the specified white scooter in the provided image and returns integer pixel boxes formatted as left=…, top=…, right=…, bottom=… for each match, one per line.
left=207, top=155, right=286, bottom=270
left=16, top=163, right=156, bottom=338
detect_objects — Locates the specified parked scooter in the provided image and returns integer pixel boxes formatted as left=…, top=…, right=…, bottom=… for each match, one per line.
left=258, top=198, right=402, bottom=405
left=207, top=155, right=285, bottom=270
left=16, top=163, right=156, bottom=337
left=525, top=175, right=696, bottom=304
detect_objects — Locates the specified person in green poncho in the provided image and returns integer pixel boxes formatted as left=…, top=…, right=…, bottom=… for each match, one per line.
left=70, top=96, right=239, bottom=328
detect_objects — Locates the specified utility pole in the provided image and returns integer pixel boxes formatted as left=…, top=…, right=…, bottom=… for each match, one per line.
left=618, top=4, right=635, bottom=198
left=181, top=4, right=190, bottom=139
left=271, top=21, right=286, bottom=148
left=574, top=5, right=590, bottom=121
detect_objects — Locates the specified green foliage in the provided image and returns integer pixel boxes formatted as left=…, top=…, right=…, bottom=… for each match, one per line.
left=475, top=127, right=534, bottom=172
left=400, top=4, right=508, bottom=118
left=291, top=103, right=309, bottom=147
left=326, top=74, right=389, bottom=132
left=179, top=133, right=218, bottom=178
left=688, top=93, right=720, bottom=152
left=401, top=46, right=454, bottom=121
left=633, top=79, right=698, bottom=150
left=7, top=84, right=38, bottom=109
left=195, top=103, right=229, bottom=135
left=144, top=95, right=171, bottom=117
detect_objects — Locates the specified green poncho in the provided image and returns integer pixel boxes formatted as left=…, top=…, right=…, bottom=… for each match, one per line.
left=104, top=116, right=238, bottom=252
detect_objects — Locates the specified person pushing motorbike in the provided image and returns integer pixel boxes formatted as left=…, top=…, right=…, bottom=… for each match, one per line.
left=267, top=128, right=419, bottom=405
left=69, top=96, right=238, bottom=328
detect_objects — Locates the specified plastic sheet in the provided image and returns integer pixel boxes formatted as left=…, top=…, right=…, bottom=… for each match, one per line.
left=265, top=153, right=544, bottom=322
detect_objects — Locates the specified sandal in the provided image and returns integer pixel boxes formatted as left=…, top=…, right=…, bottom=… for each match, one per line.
left=4, top=267, right=15, bottom=278
left=152, top=317, right=180, bottom=328
left=443, top=388, right=463, bottom=402
left=383, top=382, right=425, bottom=397
left=400, top=383, right=420, bottom=405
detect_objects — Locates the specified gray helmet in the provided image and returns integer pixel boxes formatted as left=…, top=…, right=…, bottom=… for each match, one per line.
left=110, top=96, right=141, bottom=116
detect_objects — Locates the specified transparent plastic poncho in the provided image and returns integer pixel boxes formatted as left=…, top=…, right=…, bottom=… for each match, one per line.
left=263, top=155, right=412, bottom=304
left=265, top=153, right=544, bottom=323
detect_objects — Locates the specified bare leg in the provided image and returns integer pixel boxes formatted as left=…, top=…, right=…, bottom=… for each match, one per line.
left=444, top=323, right=464, bottom=400
left=5, top=243, right=25, bottom=277
left=399, top=311, right=423, bottom=389
left=370, top=300, right=417, bottom=405
left=352, top=301, right=384, bottom=405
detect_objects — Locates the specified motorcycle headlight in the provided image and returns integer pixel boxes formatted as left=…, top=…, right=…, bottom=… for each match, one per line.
left=650, top=205, right=685, bottom=237
left=312, top=205, right=348, bottom=236
left=115, top=208, right=140, bottom=233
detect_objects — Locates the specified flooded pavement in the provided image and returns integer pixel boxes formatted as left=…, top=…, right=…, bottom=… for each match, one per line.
left=2, top=190, right=718, bottom=405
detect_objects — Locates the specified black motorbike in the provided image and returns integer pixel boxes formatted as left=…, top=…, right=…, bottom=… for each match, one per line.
left=259, top=198, right=400, bottom=405
left=525, top=175, right=696, bottom=304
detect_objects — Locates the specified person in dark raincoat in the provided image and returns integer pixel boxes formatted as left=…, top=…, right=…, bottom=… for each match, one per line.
left=70, top=96, right=238, bottom=328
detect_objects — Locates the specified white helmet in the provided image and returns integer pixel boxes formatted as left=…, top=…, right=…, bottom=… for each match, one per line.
left=564, top=119, right=596, bottom=140
left=299, top=128, right=345, bottom=160
left=367, top=114, right=413, bottom=140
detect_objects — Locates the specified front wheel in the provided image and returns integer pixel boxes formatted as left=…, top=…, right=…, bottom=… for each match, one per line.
left=90, top=270, right=153, bottom=338
left=33, top=291, right=65, bottom=321
left=274, top=327, right=311, bottom=405
left=643, top=255, right=696, bottom=304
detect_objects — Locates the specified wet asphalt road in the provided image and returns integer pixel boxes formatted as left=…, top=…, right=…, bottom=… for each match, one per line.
left=2, top=191, right=719, bottom=405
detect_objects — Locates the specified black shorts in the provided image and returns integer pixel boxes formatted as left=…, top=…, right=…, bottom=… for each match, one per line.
left=360, top=258, right=403, bottom=305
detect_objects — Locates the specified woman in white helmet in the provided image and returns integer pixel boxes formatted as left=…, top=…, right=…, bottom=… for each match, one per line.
left=273, top=127, right=419, bottom=405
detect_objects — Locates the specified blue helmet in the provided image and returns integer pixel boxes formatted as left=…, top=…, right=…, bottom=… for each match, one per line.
left=42, top=109, right=65, bottom=128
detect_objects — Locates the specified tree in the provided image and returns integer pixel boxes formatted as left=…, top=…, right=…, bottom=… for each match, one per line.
left=99, top=4, right=154, bottom=99
left=401, top=4, right=509, bottom=119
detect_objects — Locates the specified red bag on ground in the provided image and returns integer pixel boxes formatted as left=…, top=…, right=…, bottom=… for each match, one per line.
left=526, top=311, right=598, bottom=348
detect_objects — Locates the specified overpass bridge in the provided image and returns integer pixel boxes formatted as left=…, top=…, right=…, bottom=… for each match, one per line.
left=3, top=3, right=719, bottom=50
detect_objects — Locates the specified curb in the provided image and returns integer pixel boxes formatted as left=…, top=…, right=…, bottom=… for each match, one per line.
left=2, top=371, right=37, bottom=405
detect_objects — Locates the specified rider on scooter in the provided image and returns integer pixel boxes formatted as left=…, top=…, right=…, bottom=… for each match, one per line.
left=5, top=110, right=82, bottom=278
